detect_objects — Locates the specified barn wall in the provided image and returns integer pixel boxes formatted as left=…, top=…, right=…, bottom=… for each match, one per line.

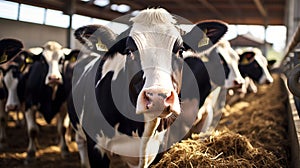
left=0, top=18, right=81, bottom=49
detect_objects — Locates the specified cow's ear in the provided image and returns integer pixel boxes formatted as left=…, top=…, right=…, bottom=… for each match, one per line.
left=74, top=24, right=117, bottom=53
left=183, top=20, right=228, bottom=53
left=268, top=59, right=276, bottom=66
left=65, top=49, right=80, bottom=63
left=239, top=51, right=255, bottom=65
left=28, top=47, right=43, bottom=55
left=28, top=47, right=43, bottom=61
left=16, top=51, right=34, bottom=64
left=14, top=51, right=34, bottom=71
left=62, top=48, right=72, bottom=55
left=0, top=38, right=24, bottom=64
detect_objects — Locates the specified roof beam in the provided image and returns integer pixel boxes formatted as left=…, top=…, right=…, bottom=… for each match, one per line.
left=253, top=0, right=268, bottom=18
left=197, top=0, right=225, bottom=19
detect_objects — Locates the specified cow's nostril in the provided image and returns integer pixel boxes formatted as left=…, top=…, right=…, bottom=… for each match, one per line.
left=234, top=80, right=240, bottom=85
left=48, top=75, right=59, bottom=81
left=266, top=80, right=272, bottom=84
left=165, top=91, right=174, bottom=105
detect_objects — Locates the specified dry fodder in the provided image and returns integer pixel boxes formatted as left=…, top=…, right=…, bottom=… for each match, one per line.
left=152, top=131, right=282, bottom=168
left=152, top=74, right=289, bottom=167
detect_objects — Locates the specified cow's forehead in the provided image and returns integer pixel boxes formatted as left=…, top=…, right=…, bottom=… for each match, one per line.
left=129, top=8, right=181, bottom=41
left=43, top=50, right=64, bottom=62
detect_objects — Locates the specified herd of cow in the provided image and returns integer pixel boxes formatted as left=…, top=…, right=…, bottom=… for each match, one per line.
left=0, top=8, right=274, bottom=168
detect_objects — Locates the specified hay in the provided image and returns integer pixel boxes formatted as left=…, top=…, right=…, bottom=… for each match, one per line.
left=152, top=131, right=281, bottom=168
left=152, top=74, right=289, bottom=167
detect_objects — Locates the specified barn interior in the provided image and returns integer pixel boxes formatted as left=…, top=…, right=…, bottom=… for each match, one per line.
left=0, top=0, right=300, bottom=167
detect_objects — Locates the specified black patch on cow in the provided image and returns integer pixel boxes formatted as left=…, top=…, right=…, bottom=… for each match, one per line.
left=86, top=131, right=110, bottom=168
left=95, top=53, right=145, bottom=137
left=182, top=57, right=211, bottom=108
left=219, top=53, right=230, bottom=79
left=0, top=87, right=7, bottom=99
left=239, top=61, right=263, bottom=82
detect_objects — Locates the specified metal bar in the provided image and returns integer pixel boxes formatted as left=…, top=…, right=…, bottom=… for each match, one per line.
left=284, top=22, right=300, bottom=58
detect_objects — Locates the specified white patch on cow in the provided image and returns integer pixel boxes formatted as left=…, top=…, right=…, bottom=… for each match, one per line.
left=3, top=69, right=20, bottom=111
left=41, top=41, right=67, bottom=85
left=101, top=53, right=126, bottom=81
left=130, top=33, right=179, bottom=89
left=216, top=40, right=245, bottom=88
left=76, top=123, right=86, bottom=141
left=95, top=123, right=165, bottom=167
left=252, top=48, right=274, bottom=84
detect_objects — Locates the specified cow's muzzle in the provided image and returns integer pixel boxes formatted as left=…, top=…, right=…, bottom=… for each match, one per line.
left=136, top=87, right=180, bottom=118
left=6, top=104, right=19, bottom=111
left=47, top=75, right=62, bottom=85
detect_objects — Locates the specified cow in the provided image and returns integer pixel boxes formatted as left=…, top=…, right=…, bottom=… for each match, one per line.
left=19, top=41, right=78, bottom=163
left=68, top=8, right=228, bottom=168
left=178, top=39, right=245, bottom=139
left=226, top=47, right=274, bottom=105
left=238, top=47, right=273, bottom=85
left=0, top=38, right=26, bottom=149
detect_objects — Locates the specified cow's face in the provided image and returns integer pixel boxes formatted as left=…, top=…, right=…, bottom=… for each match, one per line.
left=0, top=52, right=32, bottom=111
left=0, top=39, right=28, bottom=111
left=129, top=11, right=184, bottom=119
left=238, top=48, right=273, bottom=84
left=217, top=40, right=245, bottom=89
left=29, top=41, right=71, bottom=86
left=0, top=38, right=24, bottom=89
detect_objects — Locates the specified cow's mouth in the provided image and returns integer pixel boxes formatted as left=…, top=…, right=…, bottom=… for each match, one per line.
left=232, top=83, right=243, bottom=89
left=156, top=108, right=179, bottom=132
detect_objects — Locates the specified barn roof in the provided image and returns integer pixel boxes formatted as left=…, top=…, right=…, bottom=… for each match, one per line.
left=7, top=0, right=286, bottom=25
left=229, top=33, right=273, bottom=48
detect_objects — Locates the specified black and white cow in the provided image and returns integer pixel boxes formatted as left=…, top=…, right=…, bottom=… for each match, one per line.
left=68, top=8, right=228, bottom=167
left=183, top=39, right=246, bottom=135
left=226, top=47, right=274, bottom=105
left=20, top=41, right=78, bottom=162
left=238, top=47, right=273, bottom=93
left=0, top=38, right=26, bottom=149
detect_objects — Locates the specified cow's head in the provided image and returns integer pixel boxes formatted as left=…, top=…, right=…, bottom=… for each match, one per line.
left=217, top=40, right=245, bottom=88
left=238, top=48, right=273, bottom=84
left=28, top=41, right=72, bottom=86
left=0, top=39, right=30, bottom=111
left=76, top=8, right=227, bottom=121
left=0, top=38, right=24, bottom=88
left=2, top=51, right=34, bottom=111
